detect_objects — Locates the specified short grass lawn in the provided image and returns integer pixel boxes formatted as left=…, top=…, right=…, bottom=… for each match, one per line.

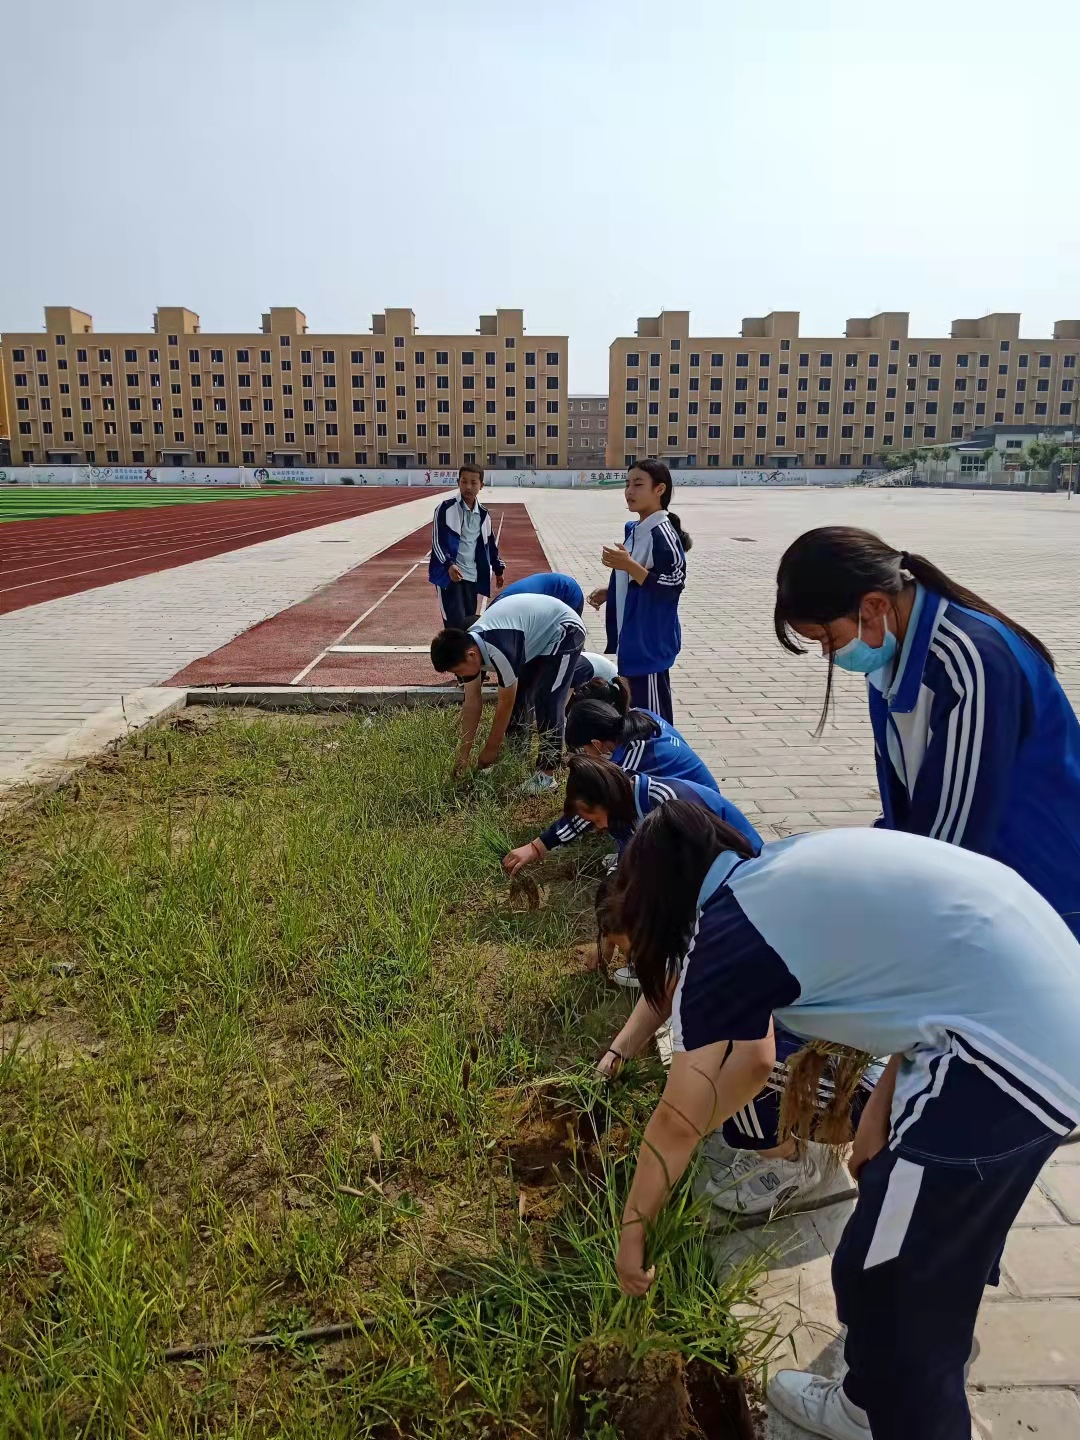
left=0, top=708, right=766, bottom=1438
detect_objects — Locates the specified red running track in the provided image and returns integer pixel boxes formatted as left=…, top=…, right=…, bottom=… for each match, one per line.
left=0, top=487, right=443, bottom=616
left=171, top=505, right=550, bottom=688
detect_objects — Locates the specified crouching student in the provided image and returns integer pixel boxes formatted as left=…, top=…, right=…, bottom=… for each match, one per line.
left=563, top=678, right=720, bottom=792
left=503, top=755, right=761, bottom=988
left=430, top=592, right=586, bottom=795
left=490, top=571, right=585, bottom=614
left=428, top=463, right=504, bottom=627
left=588, top=459, right=690, bottom=723
left=607, top=800, right=1080, bottom=1440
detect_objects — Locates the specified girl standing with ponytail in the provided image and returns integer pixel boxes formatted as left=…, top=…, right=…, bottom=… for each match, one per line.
left=774, top=526, right=1080, bottom=937
left=588, top=460, right=691, bottom=724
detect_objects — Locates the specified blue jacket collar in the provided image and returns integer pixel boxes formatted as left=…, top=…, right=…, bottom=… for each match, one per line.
left=870, top=583, right=946, bottom=714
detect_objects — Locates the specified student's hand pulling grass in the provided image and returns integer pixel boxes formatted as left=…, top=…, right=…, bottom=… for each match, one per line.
left=502, top=839, right=544, bottom=876
left=476, top=742, right=502, bottom=770
left=616, top=1221, right=656, bottom=1296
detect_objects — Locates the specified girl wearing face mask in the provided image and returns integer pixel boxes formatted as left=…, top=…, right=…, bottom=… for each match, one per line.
left=774, top=525, right=1080, bottom=937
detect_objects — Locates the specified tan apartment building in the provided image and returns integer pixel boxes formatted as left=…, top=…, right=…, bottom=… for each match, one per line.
left=0, top=306, right=568, bottom=470
left=0, top=343, right=10, bottom=448
left=606, top=310, right=1080, bottom=469
left=567, top=394, right=609, bottom=466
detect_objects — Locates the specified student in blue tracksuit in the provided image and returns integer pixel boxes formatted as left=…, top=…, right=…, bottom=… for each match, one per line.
left=562, top=678, right=720, bottom=792
left=491, top=571, right=584, bottom=614
left=501, top=754, right=761, bottom=875
left=430, top=593, right=586, bottom=794
left=607, top=801, right=1080, bottom=1440
left=774, top=526, right=1080, bottom=939
left=588, top=459, right=690, bottom=723
left=428, top=463, right=505, bottom=627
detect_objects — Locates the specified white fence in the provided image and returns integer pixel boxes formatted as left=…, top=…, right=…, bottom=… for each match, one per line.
left=0, top=463, right=875, bottom=490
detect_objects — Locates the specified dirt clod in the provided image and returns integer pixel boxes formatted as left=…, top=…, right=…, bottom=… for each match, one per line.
left=576, top=1344, right=755, bottom=1440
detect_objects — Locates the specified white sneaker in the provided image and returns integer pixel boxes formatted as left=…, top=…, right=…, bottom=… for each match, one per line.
left=613, top=965, right=640, bottom=990
left=767, top=1371, right=870, bottom=1439
left=602, top=853, right=619, bottom=874
left=704, top=1144, right=823, bottom=1215
left=522, top=771, right=557, bottom=796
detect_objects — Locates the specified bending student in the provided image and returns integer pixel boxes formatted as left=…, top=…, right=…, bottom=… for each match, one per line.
left=563, top=678, right=720, bottom=791
left=588, top=459, right=690, bottom=723
left=430, top=592, right=585, bottom=795
left=608, top=800, right=1080, bottom=1440
left=490, top=570, right=585, bottom=614
left=774, top=526, right=1080, bottom=937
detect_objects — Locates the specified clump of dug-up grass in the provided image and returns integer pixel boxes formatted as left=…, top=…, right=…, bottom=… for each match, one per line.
left=0, top=707, right=767, bottom=1438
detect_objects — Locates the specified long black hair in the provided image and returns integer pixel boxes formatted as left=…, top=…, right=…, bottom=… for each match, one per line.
left=629, top=458, right=693, bottom=551
left=774, top=526, right=1054, bottom=731
left=563, top=755, right=636, bottom=825
left=616, top=801, right=759, bottom=1009
left=564, top=678, right=659, bottom=749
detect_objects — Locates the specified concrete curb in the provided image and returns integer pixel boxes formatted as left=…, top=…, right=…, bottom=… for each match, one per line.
left=0, top=687, right=188, bottom=808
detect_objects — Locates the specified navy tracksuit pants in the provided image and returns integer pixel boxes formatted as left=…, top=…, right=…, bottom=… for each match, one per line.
left=833, top=1061, right=1060, bottom=1438
left=439, top=579, right=480, bottom=628
left=508, top=631, right=586, bottom=771
left=626, top=670, right=673, bottom=723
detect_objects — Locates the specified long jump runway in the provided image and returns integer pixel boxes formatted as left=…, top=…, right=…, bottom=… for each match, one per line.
left=170, top=504, right=549, bottom=688
left=0, top=487, right=430, bottom=616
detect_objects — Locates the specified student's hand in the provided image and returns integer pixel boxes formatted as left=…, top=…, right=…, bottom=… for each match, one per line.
left=453, top=747, right=472, bottom=778
left=602, top=543, right=633, bottom=573
left=503, top=842, right=541, bottom=876
left=596, top=1046, right=625, bottom=1079
left=588, top=587, right=608, bottom=610
left=615, top=1222, right=655, bottom=1297
left=476, top=742, right=502, bottom=770
left=448, top=563, right=463, bottom=583
left=495, top=572, right=505, bottom=590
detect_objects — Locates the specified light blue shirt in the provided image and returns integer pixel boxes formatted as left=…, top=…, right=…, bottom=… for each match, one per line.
left=454, top=499, right=483, bottom=582
left=469, top=594, right=586, bottom=686
left=674, top=827, right=1080, bottom=1142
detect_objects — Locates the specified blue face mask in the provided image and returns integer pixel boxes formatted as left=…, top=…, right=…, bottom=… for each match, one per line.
left=832, top=613, right=897, bottom=674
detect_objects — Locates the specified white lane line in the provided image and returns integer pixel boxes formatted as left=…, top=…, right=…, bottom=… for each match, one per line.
left=328, top=644, right=430, bottom=653
left=476, top=511, right=508, bottom=617
left=289, top=561, right=421, bottom=685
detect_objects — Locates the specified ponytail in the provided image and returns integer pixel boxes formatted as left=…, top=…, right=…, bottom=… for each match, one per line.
left=629, top=458, right=693, bottom=552
left=563, top=698, right=660, bottom=751
left=775, top=526, right=1053, bottom=667
left=568, top=675, right=629, bottom=715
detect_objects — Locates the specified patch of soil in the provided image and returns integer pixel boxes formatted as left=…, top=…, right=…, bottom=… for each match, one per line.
left=0, top=1012, right=101, bottom=1065
left=576, top=1344, right=755, bottom=1440
left=501, top=1095, right=614, bottom=1187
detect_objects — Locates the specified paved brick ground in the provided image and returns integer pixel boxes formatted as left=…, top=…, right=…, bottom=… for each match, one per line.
left=4, top=484, right=1080, bottom=1427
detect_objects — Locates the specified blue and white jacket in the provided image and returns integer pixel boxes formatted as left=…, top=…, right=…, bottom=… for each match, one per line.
left=604, top=511, right=686, bottom=675
left=428, top=495, right=504, bottom=593
left=611, top=710, right=720, bottom=792
left=539, top=771, right=761, bottom=854
left=868, top=583, right=1080, bottom=938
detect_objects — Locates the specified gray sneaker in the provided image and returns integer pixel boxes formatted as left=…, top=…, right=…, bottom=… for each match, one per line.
left=522, top=771, right=557, bottom=796
left=767, top=1372, right=871, bottom=1438
left=704, top=1144, right=823, bottom=1215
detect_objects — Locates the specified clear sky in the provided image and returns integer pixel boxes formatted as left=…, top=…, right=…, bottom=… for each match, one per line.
left=3, top=0, right=1078, bottom=392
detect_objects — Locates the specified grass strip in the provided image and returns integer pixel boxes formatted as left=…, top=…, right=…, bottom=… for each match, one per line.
left=0, top=707, right=767, bottom=1437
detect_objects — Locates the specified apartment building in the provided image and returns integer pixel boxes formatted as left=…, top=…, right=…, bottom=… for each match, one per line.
left=0, top=343, right=9, bottom=444
left=0, top=306, right=568, bottom=469
left=566, top=394, right=609, bottom=466
left=606, top=310, right=1080, bottom=469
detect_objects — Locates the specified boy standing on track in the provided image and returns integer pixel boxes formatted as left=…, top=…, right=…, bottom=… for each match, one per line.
left=428, top=464, right=505, bottom=628
left=430, top=593, right=587, bottom=793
